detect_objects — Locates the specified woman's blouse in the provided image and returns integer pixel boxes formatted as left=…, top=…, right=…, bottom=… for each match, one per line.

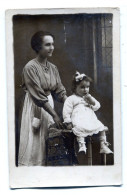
left=22, top=58, right=66, bottom=107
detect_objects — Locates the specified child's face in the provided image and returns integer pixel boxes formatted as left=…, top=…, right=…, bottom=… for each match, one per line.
left=75, top=80, right=90, bottom=97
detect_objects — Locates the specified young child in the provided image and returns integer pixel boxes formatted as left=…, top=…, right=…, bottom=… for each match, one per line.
left=63, top=71, right=113, bottom=154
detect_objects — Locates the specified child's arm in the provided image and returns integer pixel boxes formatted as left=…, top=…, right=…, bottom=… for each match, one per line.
left=84, top=94, right=101, bottom=111
left=85, top=94, right=95, bottom=105
left=63, top=97, right=74, bottom=125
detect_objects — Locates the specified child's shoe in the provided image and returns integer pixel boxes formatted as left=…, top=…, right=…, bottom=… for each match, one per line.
left=100, top=141, right=113, bottom=154
left=78, top=142, right=87, bottom=153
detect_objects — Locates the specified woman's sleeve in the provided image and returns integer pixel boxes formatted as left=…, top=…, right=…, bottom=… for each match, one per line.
left=63, top=97, right=73, bottom=123
left=23, top=65, right=48, bottom=107
left=52, top=67, right=66, bottom=102
left=90, top=96, right=101, bottom=111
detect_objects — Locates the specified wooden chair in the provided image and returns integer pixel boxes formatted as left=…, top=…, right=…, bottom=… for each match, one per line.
left=45, top=128, right=77, bottom=166
left=87, top=136, right=106, bottom=165
left=46, top=127, right=107, bottom=166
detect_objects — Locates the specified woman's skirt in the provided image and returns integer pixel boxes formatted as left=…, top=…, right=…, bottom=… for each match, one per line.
left=18, top=93, right=54, bottom=166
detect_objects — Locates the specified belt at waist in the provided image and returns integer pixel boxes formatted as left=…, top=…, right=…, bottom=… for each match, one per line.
left=73, top=102, right=90, bottom=109
left=44, top=91, right=51, bottom=96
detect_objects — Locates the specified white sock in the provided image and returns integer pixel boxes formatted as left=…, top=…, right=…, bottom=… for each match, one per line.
left=77, top=136, right=85, bottom=144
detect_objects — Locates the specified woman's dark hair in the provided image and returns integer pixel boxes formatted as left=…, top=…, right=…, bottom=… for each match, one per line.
left=31, top=31, right=55, bottom=53
left=72, top=72, right=92, bottom=93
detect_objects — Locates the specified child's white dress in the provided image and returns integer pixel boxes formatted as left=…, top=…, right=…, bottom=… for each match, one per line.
left=63, top=94, right=108, bottom=137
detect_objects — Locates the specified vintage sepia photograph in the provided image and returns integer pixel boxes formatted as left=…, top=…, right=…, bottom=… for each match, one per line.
left=6, top=8, right=121, bottom=188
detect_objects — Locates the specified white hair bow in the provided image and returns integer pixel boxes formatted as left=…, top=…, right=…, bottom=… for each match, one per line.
left=75, top=71, right=86, bottom=82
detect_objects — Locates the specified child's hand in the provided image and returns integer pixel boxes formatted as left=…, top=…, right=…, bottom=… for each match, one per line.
left=85, top=94, right=91, bottom=100
left=65, top=122, right=73, bottom=130
left=84, top=94, right=95, bottom=106
left=84, top=94, right=91, bottom=102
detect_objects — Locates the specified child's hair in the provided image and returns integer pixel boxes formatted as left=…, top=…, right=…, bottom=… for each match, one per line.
left=72, top=71, right=92, bottom=93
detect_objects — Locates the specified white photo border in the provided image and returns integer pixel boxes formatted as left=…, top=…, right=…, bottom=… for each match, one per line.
left=6, top=8, right=122, bottom=188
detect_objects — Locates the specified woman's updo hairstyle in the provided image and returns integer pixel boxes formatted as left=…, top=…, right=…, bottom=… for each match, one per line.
left=31, top=31, right=55, bottom=53
left=72, top=71, right=92, bottom=93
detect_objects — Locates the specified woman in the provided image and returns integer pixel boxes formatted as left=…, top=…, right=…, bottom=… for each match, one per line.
left=18, top=31, right=67, bottom=166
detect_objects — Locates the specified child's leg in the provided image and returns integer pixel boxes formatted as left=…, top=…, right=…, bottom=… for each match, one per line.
left=99, top=130, right=113, bottom=154
left=76, top=136, right=87, bottom=153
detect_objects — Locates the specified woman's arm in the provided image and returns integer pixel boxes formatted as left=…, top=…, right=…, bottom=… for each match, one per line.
left=43, top=102, right=63, bottom=129
left=23, top=65, right=63, bottom=128
left=52, top=66, right=67, bottom=103
left=23, top=65, right=48, bottom=106
left=61, top=95, right=67, bottom=102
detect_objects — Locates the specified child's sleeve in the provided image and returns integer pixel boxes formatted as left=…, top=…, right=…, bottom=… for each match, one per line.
left=63, top=97, right=74, bottom=123
left=90, top=96, right=101, bottom=111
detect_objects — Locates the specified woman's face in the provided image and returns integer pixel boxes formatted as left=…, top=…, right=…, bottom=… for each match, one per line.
left=39, top=35, right=54, bottom=58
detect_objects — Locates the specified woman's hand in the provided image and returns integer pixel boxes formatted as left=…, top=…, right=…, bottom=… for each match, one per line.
left=43, top=102, right=63, bottom=129
left=53, top=114, right=64, bottom=129
left=65, top=122, right=73, bottom=130
left=62, top=95, right=67, bottom=103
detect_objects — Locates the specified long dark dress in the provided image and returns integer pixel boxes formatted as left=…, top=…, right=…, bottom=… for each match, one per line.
left=18, top=58, right=66, bottom=166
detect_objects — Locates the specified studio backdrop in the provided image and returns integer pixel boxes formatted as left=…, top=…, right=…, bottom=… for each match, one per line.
left=13, top=13, right=113, bottom=166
